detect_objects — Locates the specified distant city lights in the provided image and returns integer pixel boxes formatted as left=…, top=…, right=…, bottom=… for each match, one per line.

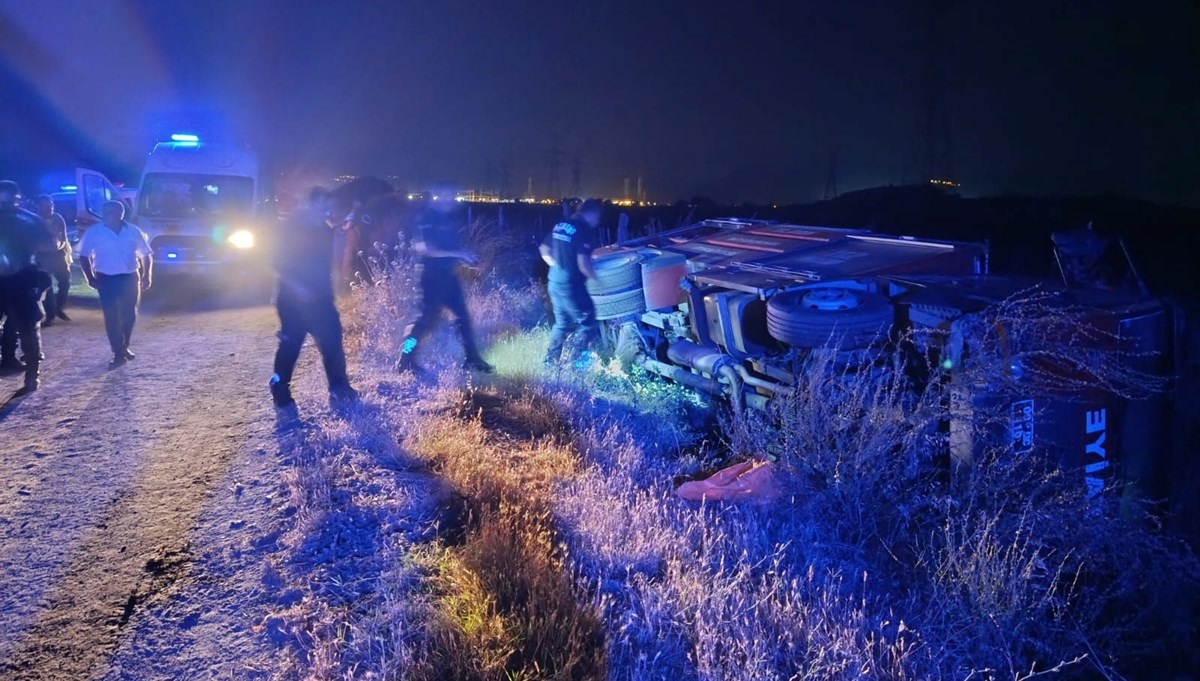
left=929, top=178, right=960, bottom=188
left=332, top=176, right=657, bottom=207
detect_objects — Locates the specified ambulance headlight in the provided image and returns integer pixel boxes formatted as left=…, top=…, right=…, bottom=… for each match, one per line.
left=227, top=229, right=256, bottom=249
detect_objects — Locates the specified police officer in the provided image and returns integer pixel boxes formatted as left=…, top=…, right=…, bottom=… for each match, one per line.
left=395, top=199, right=493, bottom=374
left=269, top=187, right=358, bottom=409
left=34, top=194, right=72, bottom=325
left=0, top=180, right=54, bottom=394
left=539, top=198, right=600, bottom=366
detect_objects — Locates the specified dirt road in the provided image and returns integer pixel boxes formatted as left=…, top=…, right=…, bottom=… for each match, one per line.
left=0, top=287, right=297, bottom=679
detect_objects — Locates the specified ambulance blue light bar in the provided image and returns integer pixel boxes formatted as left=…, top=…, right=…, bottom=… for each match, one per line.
left=170, top=133, right=200, bottom=142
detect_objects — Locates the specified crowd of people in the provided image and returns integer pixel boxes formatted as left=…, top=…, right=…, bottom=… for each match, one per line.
left=270, top=190, right=605, bottom=413
left=0, top=181, right=74, bottom=396
left=1, top=176, right=606, bottom=408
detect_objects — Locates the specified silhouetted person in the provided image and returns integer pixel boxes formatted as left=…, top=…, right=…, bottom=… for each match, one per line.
left=540, top=198, right=600, bottom=366
left=34, top=194, right=72, bottom=324
left=78, top=200, right=153, bottom=367
left=270, top=187, right=358, bottom=409
left=395, top=199, right=493, bottom=374
left=0, top=180, right=55, bottom=393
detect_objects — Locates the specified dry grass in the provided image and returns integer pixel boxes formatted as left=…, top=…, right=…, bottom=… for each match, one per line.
left=270, top=250, right=1197, bottom=681
left=404, top=383, right=604, bottom=681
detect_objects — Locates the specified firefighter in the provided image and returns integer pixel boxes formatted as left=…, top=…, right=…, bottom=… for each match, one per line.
left=539, top=198, right=600, bottom=367
left=269, top=187, right=358, bottom=409
left=395, top=198, right=493, bottom=374
left=0, top=181, right=54, bottom=394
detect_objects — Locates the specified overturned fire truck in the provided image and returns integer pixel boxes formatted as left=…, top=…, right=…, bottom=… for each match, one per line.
left=586, top=218, right=1177, bottom=500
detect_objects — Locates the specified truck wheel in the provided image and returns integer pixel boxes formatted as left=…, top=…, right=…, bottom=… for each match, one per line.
left=593, top=287, right=646, bottom=321
left=587, top=252, right=645, bottom=296
left=766, top=287, right=893, bottom=350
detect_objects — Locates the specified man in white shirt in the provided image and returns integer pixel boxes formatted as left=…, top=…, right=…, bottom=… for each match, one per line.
left=77, top=201, right=154, bottom=367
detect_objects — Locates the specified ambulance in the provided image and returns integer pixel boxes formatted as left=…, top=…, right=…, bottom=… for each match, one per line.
left=75, top=133, right=270, bottom=280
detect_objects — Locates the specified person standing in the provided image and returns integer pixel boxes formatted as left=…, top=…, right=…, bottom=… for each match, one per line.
left=77, top=200, right=153, bottom=367
left=34, top=194, right=72, bottom=325
left=269, top=187, right=358, bottom=409
left=0, top=180, right=54, bottom=393
left=540, top=198, right=601, bottom=367
left=395, top=199, right=493, bottom=374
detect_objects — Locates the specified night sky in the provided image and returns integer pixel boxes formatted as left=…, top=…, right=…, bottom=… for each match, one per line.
left=1, top=0, right=1197, bottom=205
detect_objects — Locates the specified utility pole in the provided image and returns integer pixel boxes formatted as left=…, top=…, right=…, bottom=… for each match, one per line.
left=636, top=175, right=643, bottom=203
left=499, top=157, right=511, bottom=199
left=526, top=175, right=534, bottom=201
left=544, top=139, right=564, bottom=200
left=823, top=150, right=838, bottom=200
left=570, top=151, right=582, bottom=197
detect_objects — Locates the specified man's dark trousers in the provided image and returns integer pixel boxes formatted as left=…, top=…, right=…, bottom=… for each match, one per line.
left=402, top=268, right=483, bottom=362
left=96, top=273, right=139, bottom=356
left=545, top=280, right=597, bottom=364
left=41, top=254, right=70, bottom=319
left=273, top=286, right=350, bottom=389
left=0, top=275, right=41, bottom=386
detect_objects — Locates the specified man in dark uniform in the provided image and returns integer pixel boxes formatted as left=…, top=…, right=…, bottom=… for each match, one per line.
left=540, top=198, right=601, bottom=367
left=0, top=181, right=54, bottom=394
left=395, top=199, right=493, bottom=374
left=269, top=187, right=358, bottom=409
left=34, top=194, right=72, bottom=324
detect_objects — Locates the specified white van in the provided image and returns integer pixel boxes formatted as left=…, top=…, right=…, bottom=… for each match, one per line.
left=76, top=133, right=269, bottom=278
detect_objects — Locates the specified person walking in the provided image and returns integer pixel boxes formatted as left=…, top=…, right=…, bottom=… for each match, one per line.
left=394, top=198, right=493, bottom=374
left=34, top=194, right=72, bottom=325
left=269, top=187, right=358, bottom=409
left=540, top=198, right=601, bottom=367
left=77, top=200, right=153, bottom=367
left=0, top=180, right=55, bottom=393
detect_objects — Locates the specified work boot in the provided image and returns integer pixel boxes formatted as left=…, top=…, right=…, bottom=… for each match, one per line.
left=463, top=357, right=495, bottom=374
left=395, top=352, right=421, bottom=374
left=269, top=374, right=295, bottom=408
left=109, top=355, right=127, bottom=369
left=329, top=383, right=360, bottom=405
left=15, top=377, right=38, bottom=396
left=123, top=349, right=137, bottom=361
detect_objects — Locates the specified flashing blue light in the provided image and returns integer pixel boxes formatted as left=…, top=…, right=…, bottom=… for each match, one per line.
left=60, top=184, right=77, bottom=192
left=941, top=358, right=954, bottom=371
left=166, top=251, right=179, bottom=260
left=170, top=133, right=200, bottom=142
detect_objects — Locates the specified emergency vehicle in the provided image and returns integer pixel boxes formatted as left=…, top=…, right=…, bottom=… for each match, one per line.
left=75, top=133, right=269, bottom=279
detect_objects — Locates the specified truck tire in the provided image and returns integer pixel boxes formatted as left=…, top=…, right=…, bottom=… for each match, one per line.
left=766, top=287, right=893, bottom=350
left=594, top=287, right=646, bottom=321
left=587, top=252, right=645, bottom=296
